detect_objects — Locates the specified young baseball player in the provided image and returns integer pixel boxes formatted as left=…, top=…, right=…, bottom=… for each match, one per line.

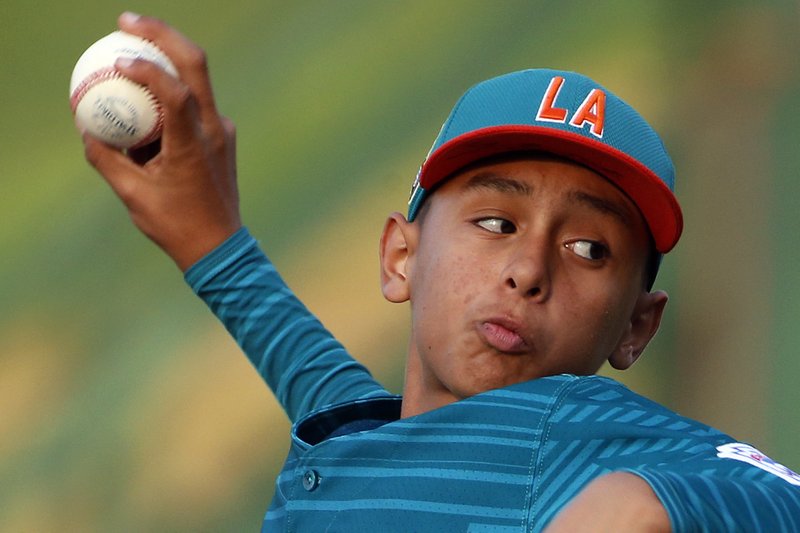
left=83, top=13, right=800, bottom=532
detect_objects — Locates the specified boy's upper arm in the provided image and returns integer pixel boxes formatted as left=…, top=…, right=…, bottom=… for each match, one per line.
left=544, top=472, right=670, bottom=533
left=628, top=463, right=800, bottom=532
left=540, top=376, right=800, bottom=531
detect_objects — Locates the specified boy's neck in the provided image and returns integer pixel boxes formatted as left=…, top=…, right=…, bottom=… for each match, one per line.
left=400, top=349, right=460, bottom=418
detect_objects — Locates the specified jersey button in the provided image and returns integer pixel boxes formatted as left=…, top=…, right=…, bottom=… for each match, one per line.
left=302, top=469, right=320, bottom=492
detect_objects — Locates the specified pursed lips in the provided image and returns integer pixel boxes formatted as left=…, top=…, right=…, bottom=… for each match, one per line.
left=477, top=316, right=533, bottom=354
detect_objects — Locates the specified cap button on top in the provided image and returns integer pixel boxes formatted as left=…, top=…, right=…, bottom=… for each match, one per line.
left=302, top=469, right=320, bottom=492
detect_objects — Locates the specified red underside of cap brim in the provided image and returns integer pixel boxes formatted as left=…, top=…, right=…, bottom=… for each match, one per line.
left=418, top=126, right=683, bottom=253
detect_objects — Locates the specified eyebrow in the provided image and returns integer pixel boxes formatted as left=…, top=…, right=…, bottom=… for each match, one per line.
left=567, top=190, right=632, bottom=226
left=461, top=171, right=633, bottom=226
left=461, top=172, right=534, bottom=196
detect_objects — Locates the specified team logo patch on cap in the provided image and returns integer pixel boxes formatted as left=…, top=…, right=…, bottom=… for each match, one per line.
left=535, top=76, right=606, bottom=138
left=717, top=443, right=800, bottom=486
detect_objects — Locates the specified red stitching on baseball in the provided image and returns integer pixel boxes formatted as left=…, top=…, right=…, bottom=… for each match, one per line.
left=71, top=67, right=164, bottom=148
left=70, top=67, right=120, bottom=112
left=131, top=91, right=164, bottom=149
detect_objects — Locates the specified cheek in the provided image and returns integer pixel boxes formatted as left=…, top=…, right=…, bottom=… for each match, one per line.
left=598, top=293, right=638, bottom=353
left=411, top=248, right=491, bottom=354
left=451, top=256, right=482, bottom=307
left=560, top=284, right=631, bottom=355
left=421, top=247, right=488, bottom=306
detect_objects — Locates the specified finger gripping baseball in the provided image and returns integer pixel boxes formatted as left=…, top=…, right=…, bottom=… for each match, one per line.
left=182, top=45, right=209, bottom=73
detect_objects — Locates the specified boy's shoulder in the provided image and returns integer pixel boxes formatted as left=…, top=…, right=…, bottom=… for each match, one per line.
left=499, top=375, right=800, bottom=488
left=480, top=374, right=731, bottom=445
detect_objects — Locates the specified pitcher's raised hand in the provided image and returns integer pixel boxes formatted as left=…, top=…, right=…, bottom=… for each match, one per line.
left=83, top=12, right=241, bottom=271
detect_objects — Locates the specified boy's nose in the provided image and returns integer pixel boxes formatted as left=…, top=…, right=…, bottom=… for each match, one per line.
left=502, top=245, right=550, bottom=300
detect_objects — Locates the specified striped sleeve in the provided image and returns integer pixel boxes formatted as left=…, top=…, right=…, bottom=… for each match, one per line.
left=631, top=465, right=800, bottom=532
left=184, top=227, right=387, bottom=422
left=551, top=377, right=800, bottom=531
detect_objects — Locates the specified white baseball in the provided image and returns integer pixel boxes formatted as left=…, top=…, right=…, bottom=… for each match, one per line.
left=70, top=31, right=178, bottom=149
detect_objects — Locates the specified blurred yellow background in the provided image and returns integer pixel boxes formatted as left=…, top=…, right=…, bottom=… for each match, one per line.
left=2, top=1, right=799, bottom=530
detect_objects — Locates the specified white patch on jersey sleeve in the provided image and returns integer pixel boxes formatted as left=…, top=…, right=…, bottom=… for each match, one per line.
left=716, top=443, right=800, bottom=486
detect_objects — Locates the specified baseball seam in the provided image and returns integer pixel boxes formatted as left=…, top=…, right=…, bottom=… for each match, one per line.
left=70, top=67, right=164, bottom=149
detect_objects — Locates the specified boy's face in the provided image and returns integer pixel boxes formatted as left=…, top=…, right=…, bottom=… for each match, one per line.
left=380, top=155, right=667, bottom=417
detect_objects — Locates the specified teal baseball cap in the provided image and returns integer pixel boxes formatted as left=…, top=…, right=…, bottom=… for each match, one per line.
left=408, top=69, right=683, bottom=253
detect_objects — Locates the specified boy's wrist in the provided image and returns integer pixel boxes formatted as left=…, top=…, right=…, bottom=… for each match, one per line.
left=183, top=226, right=255, bottom=289
left=172, top=222, right=243, bottom=272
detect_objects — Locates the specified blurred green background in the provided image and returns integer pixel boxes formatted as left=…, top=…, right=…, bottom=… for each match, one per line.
left=2, top=0, right=799, bottom=530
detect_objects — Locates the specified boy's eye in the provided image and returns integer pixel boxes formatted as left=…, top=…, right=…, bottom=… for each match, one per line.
left=475, top=217, right=516, bottom=234
left=566, top=240, right=608, bottom=260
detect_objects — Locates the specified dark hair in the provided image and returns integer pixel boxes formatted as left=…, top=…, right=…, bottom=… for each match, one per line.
left=644, top=246, right=661, bottom=292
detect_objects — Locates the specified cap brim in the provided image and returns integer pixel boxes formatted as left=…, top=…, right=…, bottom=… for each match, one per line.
left=417, top=125, right=683, bottom=253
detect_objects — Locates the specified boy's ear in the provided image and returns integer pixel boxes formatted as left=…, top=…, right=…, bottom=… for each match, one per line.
left=609, top=290, right=668, bottom=370
left=379, top=212, right=418, bottom=303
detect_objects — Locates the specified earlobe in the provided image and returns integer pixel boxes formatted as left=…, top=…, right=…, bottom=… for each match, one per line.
left=609, top=290, right=668, bottom=370
left=379, top=212, right=417, bottom=303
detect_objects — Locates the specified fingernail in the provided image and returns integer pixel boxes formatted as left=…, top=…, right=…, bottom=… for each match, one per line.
left=120, top=11, right=141, bottom=24
left=115, top=57, right=135, bottom=69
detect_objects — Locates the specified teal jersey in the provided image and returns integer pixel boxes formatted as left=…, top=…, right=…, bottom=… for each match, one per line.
left=186, top=228, right=800, bottom=532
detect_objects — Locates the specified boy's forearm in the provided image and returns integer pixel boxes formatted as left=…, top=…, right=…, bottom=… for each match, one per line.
left=185, top=229, right=386, bottom=421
